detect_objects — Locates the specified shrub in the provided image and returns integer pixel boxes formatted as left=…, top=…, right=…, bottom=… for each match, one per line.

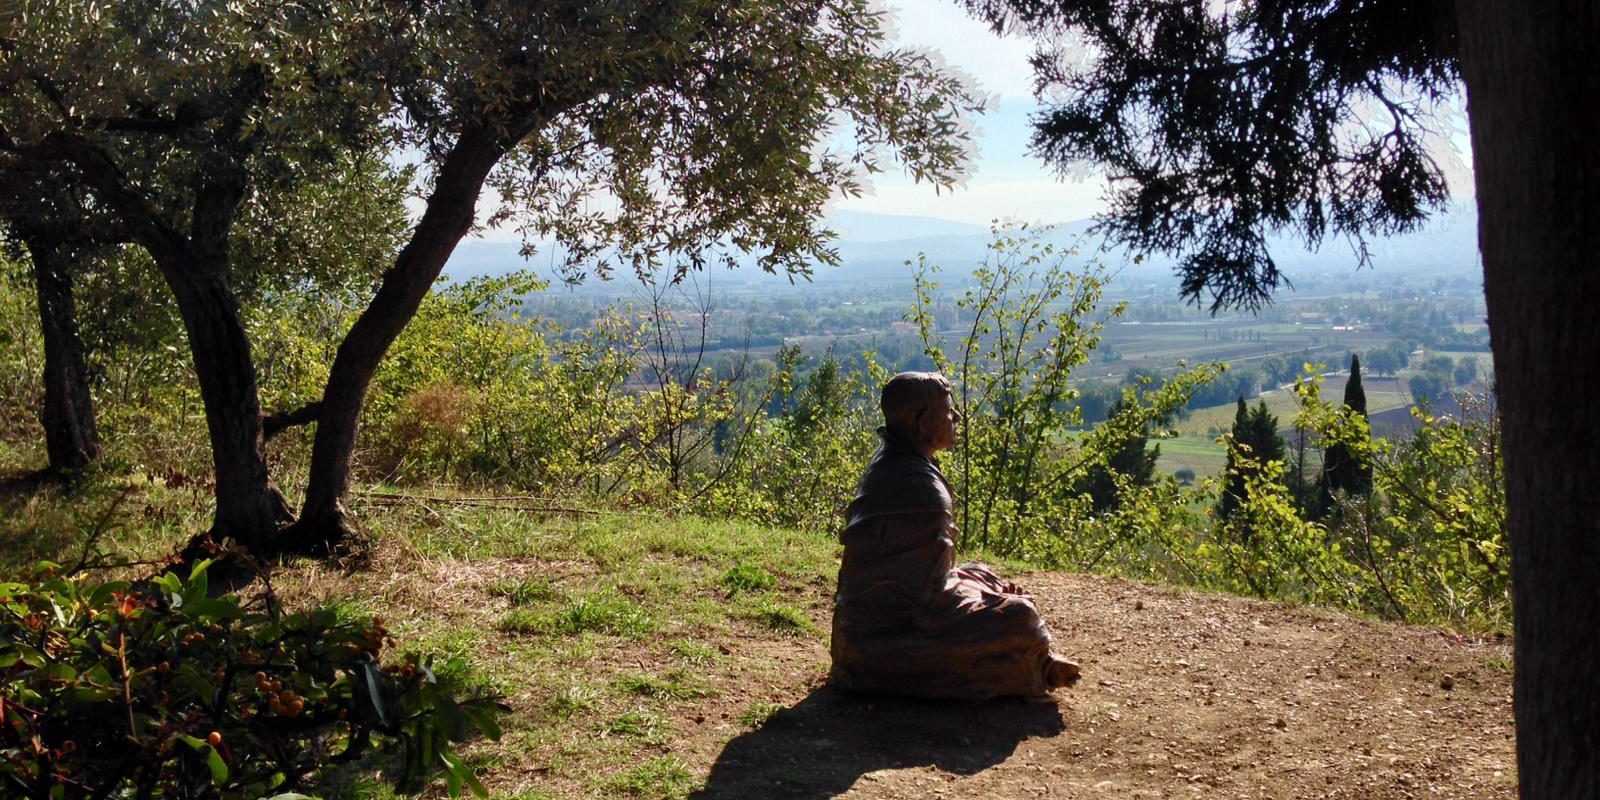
left=0, top=560, right=505, bottom=799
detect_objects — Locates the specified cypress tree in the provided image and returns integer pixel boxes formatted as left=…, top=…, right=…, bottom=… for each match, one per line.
left=1322, top=354, right=1373, bottom=509
left=1220, top=397, right=1287, bottom=522
left=1218, top=397, right=1251, bottom=520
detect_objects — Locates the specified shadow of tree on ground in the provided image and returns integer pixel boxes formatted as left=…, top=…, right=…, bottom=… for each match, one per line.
left=693, top=686, right=1065, bottom=799
left=0, top=468, right=54, bottom=503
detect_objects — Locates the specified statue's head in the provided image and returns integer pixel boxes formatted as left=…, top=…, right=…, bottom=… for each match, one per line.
left=881, top=371, right=960, bottom=453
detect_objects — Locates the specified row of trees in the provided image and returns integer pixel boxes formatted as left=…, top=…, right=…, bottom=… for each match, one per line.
left=1, top=0, right=981, bottom=561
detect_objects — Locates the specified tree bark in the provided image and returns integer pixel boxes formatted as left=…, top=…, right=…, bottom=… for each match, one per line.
left=22, top=233, right=99, bottom=477
left=47, top=135, right=289, bottom=552
left=170, top=253, right=291, bottom=549
left=288, top=125, right=506, bottom=553
left=1457, top=3, right=1600, bottom=797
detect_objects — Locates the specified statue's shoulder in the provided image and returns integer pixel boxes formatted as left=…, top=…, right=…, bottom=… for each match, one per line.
left=845, top=446, right=952, bottom=525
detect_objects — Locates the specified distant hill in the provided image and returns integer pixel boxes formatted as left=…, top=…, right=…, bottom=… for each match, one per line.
left=443, top=205, right=1483, bottom=292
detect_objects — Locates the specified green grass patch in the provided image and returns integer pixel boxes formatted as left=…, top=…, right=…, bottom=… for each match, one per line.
left=602, top=709, right=668, bottom=743
left=719, top=562, right=778, bottom=594
left=408, top=626, right=493, bottom=693
left=552, top=594, right=654, bottom=636
left=747, top=601, right=815, bottom=636
left=545, top=685, right=600, bottom=721
left=613, top=670, right=705, bottom=701
left=668, top=639, right=720, bottom=665
left=500, top=593, right=655, bottom=638
left=490, top=577, right=563, bottom=605
left=601, top=756, right=698, bottom=800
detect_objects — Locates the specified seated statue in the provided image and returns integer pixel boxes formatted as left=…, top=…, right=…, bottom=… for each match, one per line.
left=829, top=371, right=1081, bottom=700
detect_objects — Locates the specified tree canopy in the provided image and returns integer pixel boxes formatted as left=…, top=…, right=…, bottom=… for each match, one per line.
left=961, top=0, right=1461, bottom=309
left=2, top=0, right=985, bottom=552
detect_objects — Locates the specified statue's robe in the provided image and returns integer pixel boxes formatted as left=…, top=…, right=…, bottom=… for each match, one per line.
left=829, top=429, right=1056, bottom=699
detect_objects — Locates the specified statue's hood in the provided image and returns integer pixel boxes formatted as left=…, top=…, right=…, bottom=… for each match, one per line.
left=843, top=428, right=953, bottom=528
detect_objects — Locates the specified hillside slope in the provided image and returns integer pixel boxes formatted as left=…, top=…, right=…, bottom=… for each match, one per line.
left=264, top=505, right=1513, bottom=800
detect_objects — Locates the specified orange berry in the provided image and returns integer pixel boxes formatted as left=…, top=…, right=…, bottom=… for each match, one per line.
left=206, top=731, right=222, bottom=747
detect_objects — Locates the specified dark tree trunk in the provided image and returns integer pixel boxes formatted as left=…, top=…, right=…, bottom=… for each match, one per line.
left=48, top=135, right=289, bottom=553
left=168, top=253, right=291, bottom=551
left=287, top=126, right=506, bottom=553
left=1458, top=3, right=1600, bottom=797
left=22, top=234, right=99, bottom=477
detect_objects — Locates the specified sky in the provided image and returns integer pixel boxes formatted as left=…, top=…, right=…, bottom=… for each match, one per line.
left=456, top=2, right=1470, bottom=241
left=831, top=0, right=1112, bottom=226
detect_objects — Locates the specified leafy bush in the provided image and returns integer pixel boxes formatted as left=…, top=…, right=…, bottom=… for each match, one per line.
left=1297, top=382, right=1509, bottom=629
left=910, top=225, right=1221, bottom=562
left=0, top=560, right=505, bottom=799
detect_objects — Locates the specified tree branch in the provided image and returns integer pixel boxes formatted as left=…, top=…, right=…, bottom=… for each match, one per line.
left=263, top=400, right=324, bottom=442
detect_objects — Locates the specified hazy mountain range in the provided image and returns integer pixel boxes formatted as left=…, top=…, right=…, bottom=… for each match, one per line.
left=443, top=204, right=1483, bottom=293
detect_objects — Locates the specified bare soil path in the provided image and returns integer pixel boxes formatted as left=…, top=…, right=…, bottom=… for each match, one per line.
left=685, top=572, right=1515, bottom=800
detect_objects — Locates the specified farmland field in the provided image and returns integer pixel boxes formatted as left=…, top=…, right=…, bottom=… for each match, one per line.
left=1175, top=374, right=1414, bottom=437
left=1153, top=434, right=1228, bottom=478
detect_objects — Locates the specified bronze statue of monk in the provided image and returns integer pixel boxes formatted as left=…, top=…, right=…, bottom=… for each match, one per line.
left=830, top=372, right=1081, bottom=700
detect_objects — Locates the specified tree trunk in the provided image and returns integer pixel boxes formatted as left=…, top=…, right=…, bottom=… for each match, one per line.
left=164, top=251, right=291, bottom=553
left=288, top=126, right=506, bottom=553
left=23, top=234, right=99, bottom=477
left=1457, top=3, right=1600, bottom=797
left=51, top=134, right=289, bottom=555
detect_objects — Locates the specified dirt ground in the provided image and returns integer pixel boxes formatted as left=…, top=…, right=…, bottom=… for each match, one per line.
left=680, top=572, right=1516, bottom=800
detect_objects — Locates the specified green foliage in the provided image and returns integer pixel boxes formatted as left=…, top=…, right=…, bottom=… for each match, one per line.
left=0, top=252, right=42, bottom=454
left=963, top=0, right=1459, bottom=310
left=1298, top=382, right=1509, bottom=629
left=690, top=345, right=881, bottom=532
left=912, top=224, right=1222, bottom=562
left=1071, top=397, right=1160, bottom=513
left=1204, top=457, right=1362, bottom=605
left=0, top=561, right=505, bottom=799
left=718, top=564, right=777, bottom=595
left=1321, top=354, right=1373, bottom=505
left=1218, top=399, right=1287, bottom=523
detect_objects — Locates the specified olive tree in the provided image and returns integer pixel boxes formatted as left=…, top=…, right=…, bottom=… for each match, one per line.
left=2, top=0, right=981, bottom=558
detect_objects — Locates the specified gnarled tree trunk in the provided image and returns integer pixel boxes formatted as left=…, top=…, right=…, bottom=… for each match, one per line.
left=167, top=252, right=291, bottom=551
left=22, top=232, right=99, bottom=477
left=52, top=135, right=290, bottom=554
left=1458, top=3, right=1600, bottom=797
left=287, top=125, right=506, bottom=554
